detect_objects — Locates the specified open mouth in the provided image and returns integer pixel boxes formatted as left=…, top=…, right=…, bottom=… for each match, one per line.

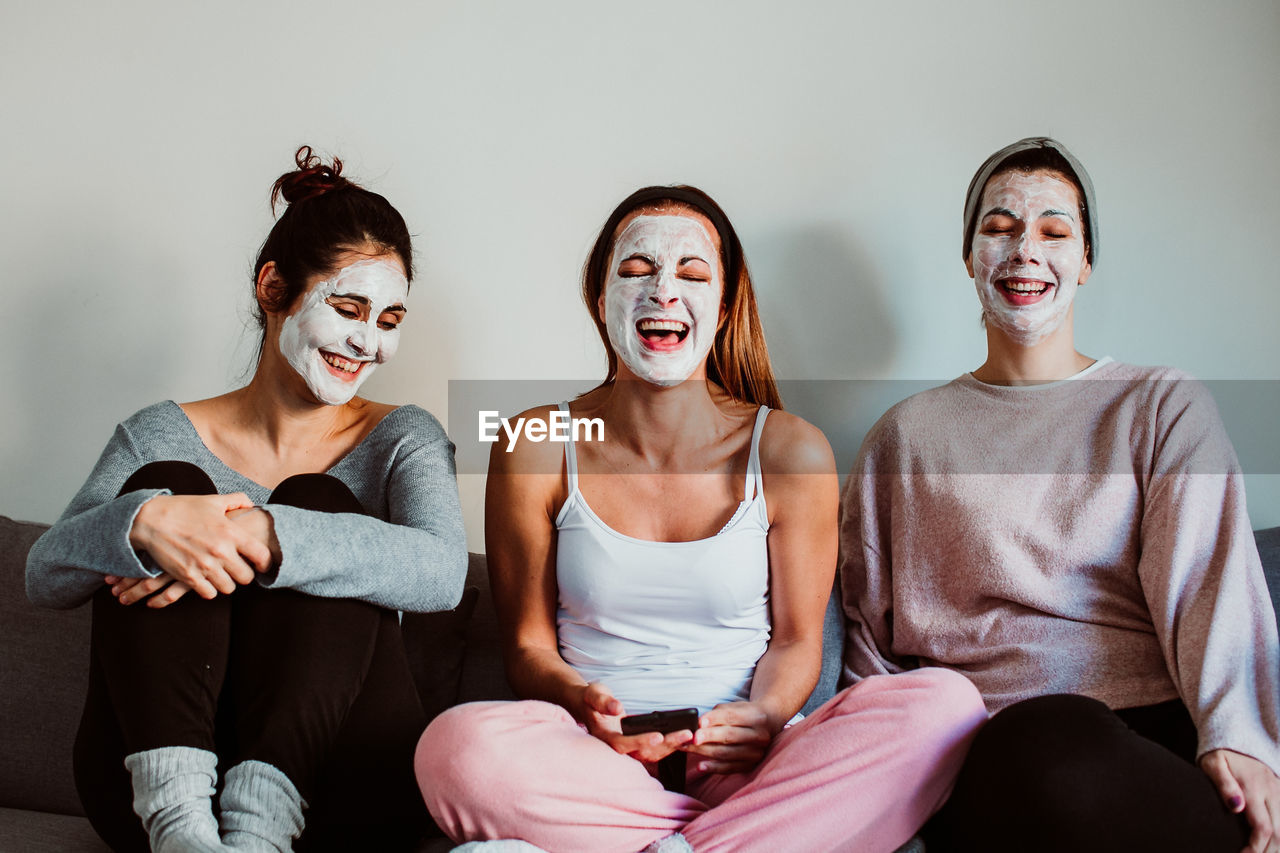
left=997, top=278, right=1053, bottom=305
left=320, top=351, right=366, bottom=378
left=636, top=318, right=690, bottom=351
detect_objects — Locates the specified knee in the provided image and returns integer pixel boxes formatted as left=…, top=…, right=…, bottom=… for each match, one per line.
left=119, top=460, right=216, bottom=496
left=911, top=668, right=986, bottom=716
left=906, top=670, right=987, bottom=771
left=978, top=693, right=1111, bottom=761
left=414, top=701, right=553, bottom=808
left=268, top=473, right=364, bottom=513
left=414, top=704, right=485, bottom=790
left=873, top=668, right=988, bottom=737
left=962, top=694, right=1120, bottom=810
left=822, top=669, right=986, bottom=769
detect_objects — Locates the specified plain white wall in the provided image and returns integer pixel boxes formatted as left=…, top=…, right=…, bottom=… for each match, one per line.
left=3, top=0, right=1278, bottom=548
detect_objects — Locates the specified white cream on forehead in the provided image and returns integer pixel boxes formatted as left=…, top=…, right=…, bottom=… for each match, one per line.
left=278, top=258, right=408, bottom=405
left=603, top=214, right=722, bottom=387
left=970, top=171, right=1089, bottom=347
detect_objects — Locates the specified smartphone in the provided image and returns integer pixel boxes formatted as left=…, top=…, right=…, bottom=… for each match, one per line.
left=619, top=707, right=698, bottom=794
left=620, top=707, right=699, bottom=736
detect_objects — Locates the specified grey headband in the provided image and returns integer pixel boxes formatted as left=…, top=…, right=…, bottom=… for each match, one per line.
left=962, top=136, right=1098, bottom=266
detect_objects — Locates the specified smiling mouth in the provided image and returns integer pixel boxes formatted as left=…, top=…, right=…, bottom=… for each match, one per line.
left=996, top=278, right=1056, bottom=306
left=999, top=279, right=1052, bottom=296
left=636, top=318, right=690, bottom=350
left=321, top=351, right=367, bottom=377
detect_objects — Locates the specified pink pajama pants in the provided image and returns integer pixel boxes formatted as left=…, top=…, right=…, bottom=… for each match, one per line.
left=415, top=668, right=985, bottom=853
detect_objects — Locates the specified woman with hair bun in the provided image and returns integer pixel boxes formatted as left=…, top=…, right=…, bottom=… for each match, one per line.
left=26, top=147, right=467, bottom=852
left=415, top=185, right=987, bottom=853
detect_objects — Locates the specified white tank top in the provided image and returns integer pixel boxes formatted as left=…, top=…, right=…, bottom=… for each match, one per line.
left=554, top=404, right=772, bottom=715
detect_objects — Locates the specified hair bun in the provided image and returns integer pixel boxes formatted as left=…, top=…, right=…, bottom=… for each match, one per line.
left=271, top=145, right=349, bottom=211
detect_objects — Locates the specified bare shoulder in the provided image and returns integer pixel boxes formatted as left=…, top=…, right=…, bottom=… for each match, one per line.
left=488, top=402, right=569, bottom=477
left=759, top=410, right=837, bottom=477
left=486, top=401, right=570, bottom=531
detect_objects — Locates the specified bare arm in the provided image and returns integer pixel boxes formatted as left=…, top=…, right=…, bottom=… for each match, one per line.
left=485, top=405, right=583, bottom=708
left=690, top=413, right=839, bottom=773
left=485, top=405, right=687, bottom=762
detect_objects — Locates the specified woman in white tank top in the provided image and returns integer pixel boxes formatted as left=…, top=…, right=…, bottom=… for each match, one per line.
left=415, top=186, right=988, bottom=853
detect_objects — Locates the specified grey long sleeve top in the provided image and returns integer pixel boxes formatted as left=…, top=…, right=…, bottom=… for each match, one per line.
left=26, top=401, right=467, bottom=613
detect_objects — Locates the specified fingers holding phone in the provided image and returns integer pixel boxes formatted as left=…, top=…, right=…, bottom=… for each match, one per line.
left=688, top=701, right=773, bottom=774
left=577, top=683, right=638, bottom=749
left=576, top=687, right=700, bottom=766
left=620, top=708, right=698, bottom=765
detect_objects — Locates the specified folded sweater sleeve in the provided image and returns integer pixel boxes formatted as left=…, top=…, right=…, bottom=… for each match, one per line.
left=28, top=404, right=469, bottom=615
left=1136, top=377, right=1280, bottom=774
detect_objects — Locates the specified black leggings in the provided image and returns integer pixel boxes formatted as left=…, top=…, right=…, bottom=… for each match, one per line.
left=73, top=461, right=432, bottom=852
left=923, top=693, right=1251, bottom=852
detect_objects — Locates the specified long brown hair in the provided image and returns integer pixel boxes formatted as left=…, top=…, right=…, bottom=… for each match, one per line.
left=581, top=185, right=782, bottom=410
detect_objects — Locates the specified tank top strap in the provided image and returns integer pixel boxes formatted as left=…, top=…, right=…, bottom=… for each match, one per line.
left=559, top=402, right=579, bottom=494
left=744, top=406, right=771, bottom=502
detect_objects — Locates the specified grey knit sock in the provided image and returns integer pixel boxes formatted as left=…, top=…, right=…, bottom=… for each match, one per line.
left=124, top=746, right=228, bottom=853
left=219, top=760, right=305, bottom=852
left=643, top=833, right=694, bottom=853
left=451, top=842, right=551, bottom=852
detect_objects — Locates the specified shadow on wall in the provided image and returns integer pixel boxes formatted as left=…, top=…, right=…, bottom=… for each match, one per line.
left=751, top=224, right=901, bottom=474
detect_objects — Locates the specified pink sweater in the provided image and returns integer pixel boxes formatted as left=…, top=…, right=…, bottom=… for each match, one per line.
left=839, top=359, right=1280, bottom=772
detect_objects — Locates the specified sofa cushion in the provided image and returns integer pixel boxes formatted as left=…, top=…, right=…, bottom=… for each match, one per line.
left=0, top=516, right=86, bottom=816
left=803, top=580, right=845, bottom=715
left=1257, top=526, right=1280, bottom=631
left=0, top=806, right=108, bottom=852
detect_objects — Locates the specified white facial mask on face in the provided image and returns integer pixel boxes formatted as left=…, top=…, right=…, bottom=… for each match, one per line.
left=970, top=171, right=1089, bottom=346
left=278, top=258, right=408, bottom=405
left=603, top=214, right=722, bottom=387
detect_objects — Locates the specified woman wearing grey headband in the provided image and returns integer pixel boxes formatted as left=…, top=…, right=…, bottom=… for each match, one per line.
left=840, top=137, right=1279, bottom=852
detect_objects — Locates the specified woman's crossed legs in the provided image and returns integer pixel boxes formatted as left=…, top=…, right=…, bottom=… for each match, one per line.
left=416, top=668, right=985, bottom=853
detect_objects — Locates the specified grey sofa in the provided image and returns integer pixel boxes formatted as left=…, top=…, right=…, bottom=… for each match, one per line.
left=0, top=514, right=846, bottom=852
left=3, top=513, right=1277, bottom=852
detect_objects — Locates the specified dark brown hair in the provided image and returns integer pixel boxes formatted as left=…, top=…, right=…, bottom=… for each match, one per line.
left=581, top=185, right=782, bottom=410
left=252, top=146, right=413, bottom=328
